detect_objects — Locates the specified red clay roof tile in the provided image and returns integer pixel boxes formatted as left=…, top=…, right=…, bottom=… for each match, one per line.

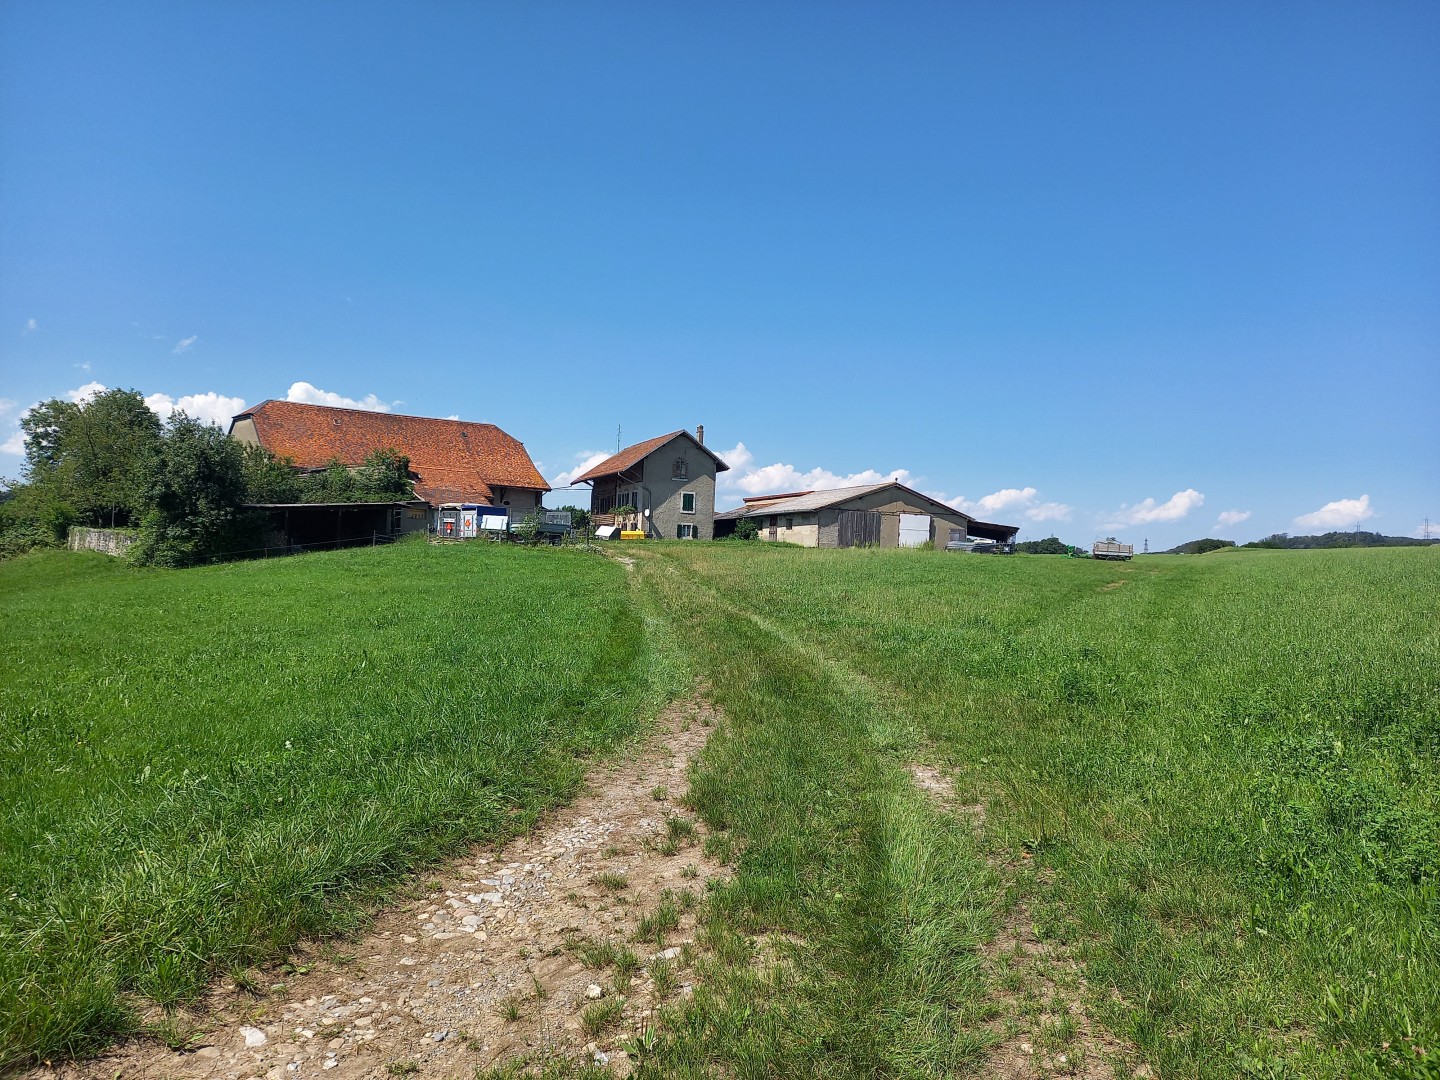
left=572, top=430, right=730, bottom=484
left=233, top=400, right=548, bottom=507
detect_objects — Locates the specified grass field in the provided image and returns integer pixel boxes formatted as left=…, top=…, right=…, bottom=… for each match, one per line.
left=0, top=543, right=674, bottom=1069
left=635, top=543, right=1439, bottom=1079
left=3, top=541, right=1436, bottom=1077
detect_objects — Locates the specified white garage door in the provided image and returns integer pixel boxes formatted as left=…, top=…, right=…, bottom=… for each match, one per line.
left=899, top=513, right=931, bottom=547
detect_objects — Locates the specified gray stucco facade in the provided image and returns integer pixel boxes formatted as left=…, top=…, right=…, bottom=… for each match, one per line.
left=583, top=432, right=724, bottom=540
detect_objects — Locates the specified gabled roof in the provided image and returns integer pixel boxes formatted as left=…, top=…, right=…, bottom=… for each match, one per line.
left=729, top=482, right=977, bottom=520
left=231, top=400, right=548, bottom=507
left=572, top=430, right=730, bottom=484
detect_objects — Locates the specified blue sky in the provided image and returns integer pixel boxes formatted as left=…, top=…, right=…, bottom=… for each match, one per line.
left=2, top=1, right=1436, bottom=547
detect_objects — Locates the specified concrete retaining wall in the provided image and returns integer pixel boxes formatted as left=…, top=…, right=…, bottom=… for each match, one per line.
left=68, top=527, right=137, bottom=556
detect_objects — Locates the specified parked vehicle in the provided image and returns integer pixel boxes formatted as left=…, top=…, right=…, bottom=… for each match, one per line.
left=945, top=538, right=1012, bottom=554
left=1092, top=539, right=1134, bottom=561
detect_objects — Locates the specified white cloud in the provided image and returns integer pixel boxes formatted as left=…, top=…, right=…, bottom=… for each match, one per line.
left=444, top=414, right=460, bottom=421
left=1108, top=488, right=1205, bottom=527
left=23, top=318, right=37, bottom=335
left=1217, top=509, right=1251, bottom=527
left=951, top=486, right=1036, bottom=517
left=0, top=398, right=15, bottom=419
left=76, top=361, right=92, bottom=373
left=1025, top=502, right=1074, bottom=523
left=66, top=381, right=107, bottom=404
left=172, top=335, right=198, bottom=355
left=1, top=430, right=23, bottom=456
left=551, top=450, right=613, bottom=489
left=715, top=441, right=753, bottom=477
left=730, top=462, right=917, bottom=497
left=145, top=391, right=247, bottom=427
left=1295, top=495, right=1374, bottom=531
left=285, top=381, right=394, bottom=412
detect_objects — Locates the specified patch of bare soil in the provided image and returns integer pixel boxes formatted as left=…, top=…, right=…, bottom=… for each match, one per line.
left=905, top=763, right=1146, bottom=1079
left=38, top=696, right=728, bottom=1080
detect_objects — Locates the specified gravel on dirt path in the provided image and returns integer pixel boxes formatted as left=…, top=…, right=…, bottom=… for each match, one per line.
left=35, top=696, right=727, bottom=1080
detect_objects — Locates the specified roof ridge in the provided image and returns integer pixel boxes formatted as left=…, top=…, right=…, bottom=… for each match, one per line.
left=247, top=399, right=503, bottom=430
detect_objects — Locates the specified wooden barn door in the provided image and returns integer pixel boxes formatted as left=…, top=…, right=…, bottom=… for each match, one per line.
left=837, top=509, right=882, bottom=547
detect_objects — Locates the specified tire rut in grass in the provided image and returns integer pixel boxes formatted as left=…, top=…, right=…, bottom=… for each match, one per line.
left=905, top=762, right=1148, bottom=1079
left=35, top=695, right=729, bottom=1080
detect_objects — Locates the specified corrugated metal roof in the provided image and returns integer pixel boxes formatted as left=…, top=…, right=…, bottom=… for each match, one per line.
left=727, top=482, right=985, bottom=521
left=729, top=483, right=895, bottom=516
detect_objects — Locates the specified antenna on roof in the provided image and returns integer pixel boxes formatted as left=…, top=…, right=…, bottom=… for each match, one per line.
left=616, top=425, right=621, bottom=454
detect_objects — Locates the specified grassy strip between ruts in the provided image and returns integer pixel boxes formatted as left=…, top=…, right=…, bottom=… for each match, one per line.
left=638, top=543, right=1438, bottom=1080
left=0, top=542, right=679, bottom=1071
left=626, top=547, right=1005, bottom=1079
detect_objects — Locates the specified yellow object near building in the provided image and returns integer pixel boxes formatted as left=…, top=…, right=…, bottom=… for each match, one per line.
left=620, top=530, right=646, bottom=540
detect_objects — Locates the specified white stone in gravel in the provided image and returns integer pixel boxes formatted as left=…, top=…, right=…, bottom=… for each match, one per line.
left=241, top=1027, right=268, bottom=1048
left=586, top=984, right=603, bottom=999
left=398, top=957, right=417, bottom=966
left=655, top=946, right=683, bottom=961
left=322, top=1061, right=338, bottom=1070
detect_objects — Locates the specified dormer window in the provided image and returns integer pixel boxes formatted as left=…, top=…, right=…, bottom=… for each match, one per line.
left=671, top=457, right=688, bottom=480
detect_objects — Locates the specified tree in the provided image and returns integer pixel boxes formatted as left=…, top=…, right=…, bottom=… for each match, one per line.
left=240, top=444, right=302, bottom=504
left=62, top=389, right=162, bottom=527
left=732, top=516, right=760, bottom=541
left=18, top=389, right=161, bottom=528
left=354, top=448, right=413, bottom=500
left=20, top=399, right=81, bottom=478
left=1015, top=535, right=1070, bottom=555
left=129, top=413, right=256, bottom=567
left=551, top=504, right=590, bottom=529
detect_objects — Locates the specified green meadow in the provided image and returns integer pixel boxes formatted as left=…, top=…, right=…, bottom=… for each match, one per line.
left=2, top=541, right=1436, bottom=1077
left=636, top=544, right=1439, bottom=1079
left=0, top=543, right=670, bottom=1069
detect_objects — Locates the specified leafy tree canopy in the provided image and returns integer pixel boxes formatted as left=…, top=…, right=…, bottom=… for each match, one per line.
left=129, top=413, right=257, bottom=567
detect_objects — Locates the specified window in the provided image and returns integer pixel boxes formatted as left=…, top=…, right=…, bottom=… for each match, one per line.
left=672, top=457, right=688, bottom=480
left=681, top=492, right=696, bottom=514
left=677, top=523, right=697, bottom=539
left=784, top=517, right=794, bottom=529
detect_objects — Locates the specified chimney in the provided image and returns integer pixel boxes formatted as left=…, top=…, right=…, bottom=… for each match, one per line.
left=696, top=424, right=705, bottom=445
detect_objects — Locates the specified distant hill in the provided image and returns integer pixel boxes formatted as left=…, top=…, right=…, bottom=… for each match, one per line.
left=1161, top=538, right=1237, bottom=555
left=1243, top=531, right=1439, bottom=550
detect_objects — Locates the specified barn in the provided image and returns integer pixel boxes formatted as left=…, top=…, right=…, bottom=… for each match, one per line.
left=715, top=482, right=1017, bottom=550
left=714, top=483, right=967, bottom=548
left=229, top=400, right=549, bottom=547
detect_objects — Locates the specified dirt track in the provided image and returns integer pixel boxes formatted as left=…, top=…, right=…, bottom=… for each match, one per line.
left=35, top=697, right=726, bottom=1080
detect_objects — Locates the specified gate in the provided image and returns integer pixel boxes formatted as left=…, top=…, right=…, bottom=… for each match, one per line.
left=837, top=509, right=882, bottom=548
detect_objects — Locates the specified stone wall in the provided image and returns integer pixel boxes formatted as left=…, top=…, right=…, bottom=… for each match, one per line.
left=68, top=527, right=137, bottom=557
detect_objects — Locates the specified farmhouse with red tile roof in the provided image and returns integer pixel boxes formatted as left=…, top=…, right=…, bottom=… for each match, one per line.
left=229, top=400, right=549, bottom=514
left=572, top=427, right=728, bottom=540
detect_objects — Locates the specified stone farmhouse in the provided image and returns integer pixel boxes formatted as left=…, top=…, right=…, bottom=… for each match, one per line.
left=714, top=482, right=1019, bottom=550
left=228, top=400, right=549, bottom=545
left=571, top=428, right=730, bottom=540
